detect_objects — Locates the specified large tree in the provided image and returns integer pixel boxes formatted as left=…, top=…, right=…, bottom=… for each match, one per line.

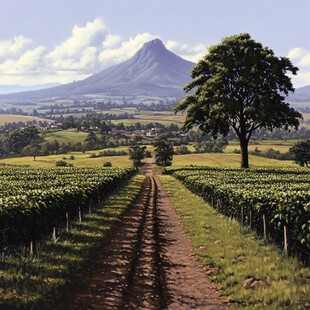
left=175, top=33, right=302, bottom=168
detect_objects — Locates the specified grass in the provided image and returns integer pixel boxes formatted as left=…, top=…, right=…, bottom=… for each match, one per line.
left=225, top=144, right=292, bottom=153
left=0, top=152, right=132, bottom=167
left=172, top=153, right=297, bottom=167
left=43, top=129, right=89, bottom=144
left=159, top=175, right=310, bottom=309
left=0, top=175, right=145, bottom=309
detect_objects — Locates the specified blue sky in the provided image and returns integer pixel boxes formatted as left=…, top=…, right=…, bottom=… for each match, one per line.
left=0, top=0, right=309, bottom=87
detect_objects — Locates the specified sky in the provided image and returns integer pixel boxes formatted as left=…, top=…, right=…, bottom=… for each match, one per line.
left=0, top=0, right=309, bottom=88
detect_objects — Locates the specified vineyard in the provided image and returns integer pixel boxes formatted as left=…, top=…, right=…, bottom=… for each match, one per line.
left=0, top=165, right=136, bottom=253
left=165, top=166, right=310, bottom=263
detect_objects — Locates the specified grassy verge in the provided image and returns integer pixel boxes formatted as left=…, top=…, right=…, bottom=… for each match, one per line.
left=0, top=175, right=145, bottom=309
left=159, top=175, right=309, bottom=309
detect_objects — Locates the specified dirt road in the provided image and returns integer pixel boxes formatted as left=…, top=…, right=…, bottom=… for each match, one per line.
left=52, top=160, right=226, bottom=309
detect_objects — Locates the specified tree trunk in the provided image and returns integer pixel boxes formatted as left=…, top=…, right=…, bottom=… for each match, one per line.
left=240, top=137, right=249, bottom=168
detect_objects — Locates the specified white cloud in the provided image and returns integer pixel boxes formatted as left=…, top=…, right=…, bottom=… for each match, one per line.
left=0, top=36, right=32, bottom=59
left=47, top=17, right=107, bottom=70
left=166, top=40, right=206, bottom=62
left=287, top=48, right=310, bottom=87
left=287, top=47, right=305, bottom=60
left=102, top=34, right=122, bottom=49
left=99, top=32, right=156, bottom=66
left=0, top=46, right=45, bottom=74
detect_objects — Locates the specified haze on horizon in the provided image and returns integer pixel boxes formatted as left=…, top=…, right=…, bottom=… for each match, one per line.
left=0, top=0, right=309, bottom=88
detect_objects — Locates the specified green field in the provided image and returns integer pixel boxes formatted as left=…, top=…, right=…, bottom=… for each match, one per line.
left=43, top=129, right=89, bottom=144
left=173, top=153, right=296, bottom=167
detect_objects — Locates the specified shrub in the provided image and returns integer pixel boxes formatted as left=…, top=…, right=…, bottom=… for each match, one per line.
left=56, top=160, right=73, bottom=167
left=103, top=161, right=112, bottom=167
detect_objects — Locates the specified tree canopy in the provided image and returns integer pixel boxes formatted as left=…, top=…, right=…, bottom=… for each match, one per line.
left=175, top=33, right=302, bottom=168
left=154, top=134, right=174, bottom=166
left=128, top=143, right=146, bottom=167
left=289, top=139, right=310, bottom=167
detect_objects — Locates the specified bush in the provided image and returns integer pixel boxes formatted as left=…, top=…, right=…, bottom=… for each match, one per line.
left=70, top=155, right=75, bottom=160
left=55, top=160, right=73, bottom=167
left=103, top=161, right=112, bottom=167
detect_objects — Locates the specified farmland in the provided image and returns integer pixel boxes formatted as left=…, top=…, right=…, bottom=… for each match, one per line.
left=0, top=114, right=51, bottom=125
left=166, top=166, right=310, bottom=260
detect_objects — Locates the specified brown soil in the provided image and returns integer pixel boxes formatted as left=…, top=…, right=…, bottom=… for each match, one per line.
left=51, top=159, right=227, bottom=309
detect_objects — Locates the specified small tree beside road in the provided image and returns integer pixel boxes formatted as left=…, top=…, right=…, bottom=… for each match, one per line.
left=128, top=143, right=146, bottom=167
left=154, top=135, right=174, bottom=166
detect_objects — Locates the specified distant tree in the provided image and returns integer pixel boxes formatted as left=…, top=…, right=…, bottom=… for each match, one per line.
left=175, top=33, right=302, bottom=168
left=103, top=161, right=112, bottom=167
left=21, top=144, right=40, bottom=161
left=175, top=145, right=191, bottom=155
left=128, top=143, right=146, bottom=167
left=85, top=131, right=99, bottom=150
left=289, top=139, right=310, bottom=167
left=4, top=125, right=40, bottom=154
left=154, top=135, right=174, bottom=166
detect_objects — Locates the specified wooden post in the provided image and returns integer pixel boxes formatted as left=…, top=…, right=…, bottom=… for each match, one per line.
left=66, top=211, right=69, bottom=232
left=249, top=210, right=253, bottom=230
left=263, top=214, right=269, bottom=241
left=284, top=225, right=290, bottom=255
left=52, top=227, right=57, bottom=242
left=78, top=207, right=82, bottom=223
left=30, top=240, right=36, bottom=256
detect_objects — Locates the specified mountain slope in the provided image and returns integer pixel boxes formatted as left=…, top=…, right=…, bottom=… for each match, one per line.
left=0, top=39, right=195, bottom=101
left=288, top=85, right=310, bottom=103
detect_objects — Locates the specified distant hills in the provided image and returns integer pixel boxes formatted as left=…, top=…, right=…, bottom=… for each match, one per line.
left=288, top=85, right=310, bottom=103
left=0, top=83, right=62, bottom=95
left=0, top=39, right=195, bottom=102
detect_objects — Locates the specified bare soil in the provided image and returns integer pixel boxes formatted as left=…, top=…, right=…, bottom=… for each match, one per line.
left=51, top=159, right=227, bottom=309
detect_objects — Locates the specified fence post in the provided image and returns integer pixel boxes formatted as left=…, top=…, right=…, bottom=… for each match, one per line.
left=78, top=207, right=82, bottom=223
left=52, top=226, right=57, bottom=242
left=30, top=240, right=36, bottom=256
left=249, top=210, right=253, bottom=230
left=284, top=225, right=291, bottom=255
left=263, top=214, right=269, bottom=241
left=66, top=211, right=70, bottom=232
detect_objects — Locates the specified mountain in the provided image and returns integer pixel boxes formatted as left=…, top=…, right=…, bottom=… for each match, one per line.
left=288, top=85, right=310, bottom=103
left=0, top=83, right=62, bottom=95
left=0, top=39, right=195, bottom=102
